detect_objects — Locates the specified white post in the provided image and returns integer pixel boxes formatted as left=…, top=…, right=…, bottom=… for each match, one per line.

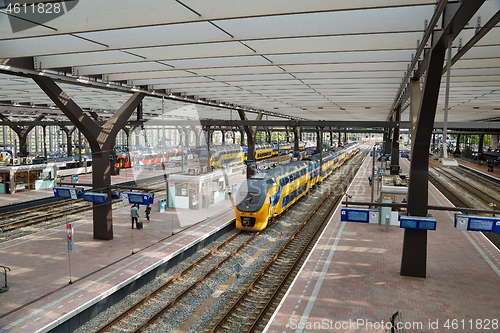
left=442, top=35, right=453, bottom=159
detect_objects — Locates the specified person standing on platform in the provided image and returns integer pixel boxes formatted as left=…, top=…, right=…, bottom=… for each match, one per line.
left=131, top=204, right=139, bottom=228
left=145, top=204, right=151, bottom=222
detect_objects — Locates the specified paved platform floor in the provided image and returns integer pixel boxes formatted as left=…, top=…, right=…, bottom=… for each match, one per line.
left=0, top=165, right=244, bottom=333
left=264, top=156, right=500, bottom=333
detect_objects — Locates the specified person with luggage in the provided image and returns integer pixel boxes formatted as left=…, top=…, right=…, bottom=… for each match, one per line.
left=131, top=204, right=139, bottom=229
left=145, top=204, right=151, bottom=222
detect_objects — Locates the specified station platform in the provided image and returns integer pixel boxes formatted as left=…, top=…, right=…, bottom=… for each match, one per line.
left=0, top=167, right=242, bottom=333
left=456, top=158, right=500, bottom=181
left=264, top=156, right=500, bottom=332
left=0, top=163, right=186, bottom=207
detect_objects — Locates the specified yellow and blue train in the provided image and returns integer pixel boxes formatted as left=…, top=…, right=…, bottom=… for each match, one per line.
left=199, top=144, right=244, bottom=168
left=242, top=143, right=276, bottom=160
left=234, top=143, right=359, bottom=231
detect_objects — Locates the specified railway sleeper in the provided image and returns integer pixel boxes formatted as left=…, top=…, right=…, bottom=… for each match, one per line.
left=231, top=311, right=252, bottom=320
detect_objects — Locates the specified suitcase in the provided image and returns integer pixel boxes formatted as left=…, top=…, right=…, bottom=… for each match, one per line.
left=137, top=221, right=143, bottom=229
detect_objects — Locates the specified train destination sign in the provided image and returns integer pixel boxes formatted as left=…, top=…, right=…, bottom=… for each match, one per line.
left=53, top=187, right=84, bottom=200
left=122, top=192, right=155, bottom=205
left=83, top=193, right=108, bottom=204
left=399, top=216, right=436, bottom=230
left=454, top=215, right=500, bottom=233
left=341, top=208, right=379, bottom=223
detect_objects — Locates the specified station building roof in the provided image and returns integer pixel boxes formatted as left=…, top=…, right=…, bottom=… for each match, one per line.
left=0, top=0, right=499, bottom=126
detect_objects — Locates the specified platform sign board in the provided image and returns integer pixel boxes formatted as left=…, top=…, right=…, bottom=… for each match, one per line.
left=399, top=216, right=436, bottom=230
left=53, top=187, right=84, bottom=200
left=121, top=192, right=155, bottom=205
left=454, top=215, right=500, bottom=232
left=82, top=193, right=108, bottom=203
left=341, top=208, right=379, bottom=223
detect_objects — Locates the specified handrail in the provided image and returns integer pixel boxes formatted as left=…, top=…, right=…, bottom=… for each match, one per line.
left=390, top=310, right=404, bottom=333
left=0, top=265, right=11, bottom=292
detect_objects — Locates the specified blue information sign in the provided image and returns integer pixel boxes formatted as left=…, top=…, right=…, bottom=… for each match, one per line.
left=53, top=187, right=84, bottom=199
left=341, top=208, right=379, bottom=223
left=399, top=216, right=436, bottom=230
left=83, top=193, right=108, bottom=203
left=121, top=192, right=155, bottom=205
left=454, top=215, right=500, bottom=233
left=400, top=219, right=417, bottom=229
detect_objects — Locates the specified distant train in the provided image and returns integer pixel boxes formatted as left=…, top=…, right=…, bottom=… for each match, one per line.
left=199, top=144, right=245, bottom=168
left=115, top=147, right=184, bottom=169
left=234, top=143, right=360, bottom=231
left=114, top=141, right=315, bottom=170
left=200, top=143, right=283, bottom=169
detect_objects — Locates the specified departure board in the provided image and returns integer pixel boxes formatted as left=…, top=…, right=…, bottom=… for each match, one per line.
left=400, top=220, right=417, bottom=229
left=418, top=221, right=437, bottom=230
left=347, top=210, right=368, bottom=222
left=400, top=216, right=436, bottom=230
left=468, top=219, right=494, bottom=231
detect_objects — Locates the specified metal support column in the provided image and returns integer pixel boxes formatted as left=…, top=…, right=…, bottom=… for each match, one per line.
left=391, top=107, right=401, bottom=172
left=31, top=74, right=145, bottom=240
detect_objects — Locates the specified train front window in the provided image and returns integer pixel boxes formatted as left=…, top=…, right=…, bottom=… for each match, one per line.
left=235, top=179, right=268, bottom=207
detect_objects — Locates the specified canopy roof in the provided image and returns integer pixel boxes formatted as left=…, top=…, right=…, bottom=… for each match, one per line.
left=0, top=0, right=499, bottom=124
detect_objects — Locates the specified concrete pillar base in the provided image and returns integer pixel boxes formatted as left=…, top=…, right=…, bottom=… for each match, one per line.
left=439, top=158, right=459, bottom=166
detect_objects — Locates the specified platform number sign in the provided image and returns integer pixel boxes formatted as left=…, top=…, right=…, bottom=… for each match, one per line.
left=455, top=217, right=468, bottom=231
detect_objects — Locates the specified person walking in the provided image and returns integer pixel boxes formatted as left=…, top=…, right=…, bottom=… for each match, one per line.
left=145, top=204, right=151, bottom=222
left=131, top=204, right=139, bottom=228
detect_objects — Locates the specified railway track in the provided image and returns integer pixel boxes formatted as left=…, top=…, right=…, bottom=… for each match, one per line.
left=204, top=151, right=366, bottom=333
left=0, top=199, right=90, bottom=233
left=0, top=180, right=166, bottom=238
left=78, top=149, right=367, bottom=333
left=429, top=163, right=500, bottom=248
left=205, top=172, right=345, bottom=332
left=430, top=166, right=499, bottom=209
left=94, top=230, right=256, bottom=333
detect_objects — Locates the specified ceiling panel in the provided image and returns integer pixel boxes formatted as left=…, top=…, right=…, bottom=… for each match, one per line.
left=214, top=6, right=434, bottom=39
left=281, top=62, right=409, bottom=73
left=245, top=32, right=424, bottom=54
left=267, top=50, right=416, bottom=64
